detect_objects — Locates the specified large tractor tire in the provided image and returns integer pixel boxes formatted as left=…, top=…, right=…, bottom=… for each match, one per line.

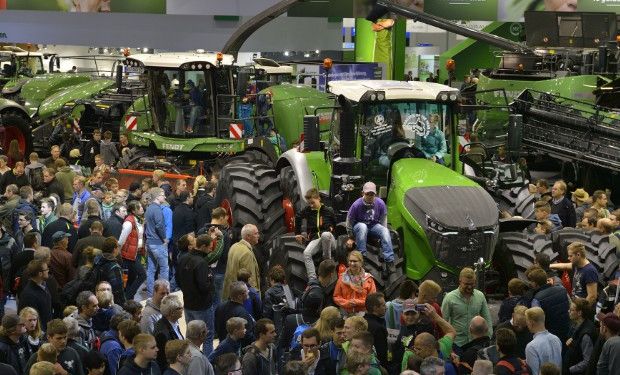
left=0, top=111, right=32, bottom=156
left=496, top=232, right=557, bottom=280
left=216, top=161, right=285, bottom=279
left=227, top=148, right=273, bottom=166
left=116, top=147, right=153, bottom=169
left=552, top=228, right=618, bottom=280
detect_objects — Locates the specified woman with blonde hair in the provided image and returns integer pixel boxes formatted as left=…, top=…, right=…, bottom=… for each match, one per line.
left=333, top=250, right=376, bottom=315
left=313, top=306, right=341, bottom=343
left=19, top=306, right=44, bottom=357
left=193, top=175, right=207, bottom=196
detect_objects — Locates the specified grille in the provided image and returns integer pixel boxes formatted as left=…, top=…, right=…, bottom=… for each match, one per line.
left=426, top=227, right=496, bottom=268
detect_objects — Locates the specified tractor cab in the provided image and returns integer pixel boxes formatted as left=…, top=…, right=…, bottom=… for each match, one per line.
left=0, top=50, right=45, bottom=91
left=236, top=58, right=293, bottom=94
left=327, top=80, right=460, bottom=189
left=124, top=53, right=236, bottom=138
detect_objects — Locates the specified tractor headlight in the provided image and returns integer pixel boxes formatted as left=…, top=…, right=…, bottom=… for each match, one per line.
left=449, top=93, right=458, bottom=101
left=370, top=93, right=377, bottom=101
left=377, top=92, right=385, bottom=101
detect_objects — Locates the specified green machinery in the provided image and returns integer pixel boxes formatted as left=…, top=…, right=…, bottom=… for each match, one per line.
left=259, top=79, right=514, bottom=295
left=0, top=47, right=45, bottom=94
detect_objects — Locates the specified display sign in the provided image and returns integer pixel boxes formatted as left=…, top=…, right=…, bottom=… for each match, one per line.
left=296, top=62, right=379, bottom=92
left=6, top=0, right=166, bottom=14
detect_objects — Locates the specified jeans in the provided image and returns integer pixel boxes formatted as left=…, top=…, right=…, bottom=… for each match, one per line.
left=123, top=258, right=146, bottom=301
left=303, top=232, right=336, bottom=279
left=146, top=243, right=169, bottom=296
left=353, top=222, right=395, bottom=262
left=212, top=272, right=225, bottom=309
left=185, top=307, right=215, bottom=356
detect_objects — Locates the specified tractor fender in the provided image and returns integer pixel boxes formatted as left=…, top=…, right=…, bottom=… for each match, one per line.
left=276, top=148, right=314, bottom=206
left=0, top=98, right=29, bottom=119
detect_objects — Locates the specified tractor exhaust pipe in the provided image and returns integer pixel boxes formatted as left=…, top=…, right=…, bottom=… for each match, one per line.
left=337, top=94, right=355, bottom=158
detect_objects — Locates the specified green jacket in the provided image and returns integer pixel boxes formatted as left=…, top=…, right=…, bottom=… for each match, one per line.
left=55, top=166, right=76, bottom=203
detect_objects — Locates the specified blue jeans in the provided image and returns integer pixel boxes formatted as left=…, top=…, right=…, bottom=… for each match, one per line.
left=212, top=272, right=225, bottom=309
left=353, top=222, right=395, bottom=262
left=185, top=307, right=214, bottom=356
left=146, top=243, right=169, bottom=296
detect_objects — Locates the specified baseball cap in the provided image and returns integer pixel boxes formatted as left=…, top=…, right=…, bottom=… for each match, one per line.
left=1, top=314, right=20, bottom=331
left=362, top=182, right=377, bottom=194
left=597, top=312, right=620, bottom=332
left=402, top=299, right=417, bottom=313
left=52, top=231, right=71, bottom=243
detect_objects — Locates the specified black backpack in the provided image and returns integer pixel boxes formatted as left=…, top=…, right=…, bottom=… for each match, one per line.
left=60, top=263, right=101, bottom=306
left=28, top=166, right=45, bottom=191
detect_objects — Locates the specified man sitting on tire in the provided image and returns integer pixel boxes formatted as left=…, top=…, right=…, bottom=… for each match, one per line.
left=345, top=182, right=395, bottom=276
left=295, top=188, right=337, bottom=280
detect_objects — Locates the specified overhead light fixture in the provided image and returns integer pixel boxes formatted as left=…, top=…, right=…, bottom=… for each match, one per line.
left=283, top=51, right=290, bottom=57
left=304, top=53, right=310, bottom=58
left=196, top=49, right=205, bottom=53
left=315, top=49, right=320, bottom=54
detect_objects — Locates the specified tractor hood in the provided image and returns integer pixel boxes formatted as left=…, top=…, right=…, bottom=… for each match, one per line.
left=20, top=73, right=91, bottom=116
left=37, top=79, right=115, bottom=120
left=405, top=185, right=498, bottom=231
left=1, top=77, right=29, bottom=95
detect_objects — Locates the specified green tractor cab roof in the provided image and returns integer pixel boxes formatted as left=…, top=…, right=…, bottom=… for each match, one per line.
left=124, top=52, right=235, bottom=69
left=327, top=80, right=460, bottom=102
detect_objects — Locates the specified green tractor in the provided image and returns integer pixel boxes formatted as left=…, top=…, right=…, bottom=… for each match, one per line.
left=260, top=79, right=514, bottom=296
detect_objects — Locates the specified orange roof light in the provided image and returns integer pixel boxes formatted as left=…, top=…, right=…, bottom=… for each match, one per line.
left=122, top=48, right=131, bottom=57
left=216, top=52, right=224, bottom=62
left=446, top=59, right=456, bottom=72
left=323, top=58, right=333, bottom=70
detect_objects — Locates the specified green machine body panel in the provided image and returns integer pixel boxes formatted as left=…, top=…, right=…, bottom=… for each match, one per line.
left=20, top=73, right=91, bottom=116
left=37, top=79, right=115, bottom=120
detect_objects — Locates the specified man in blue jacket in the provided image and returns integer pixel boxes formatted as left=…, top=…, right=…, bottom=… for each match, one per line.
left=145, top=187, right=169, bottom=297
left=345, top=182, right=394, bottom=275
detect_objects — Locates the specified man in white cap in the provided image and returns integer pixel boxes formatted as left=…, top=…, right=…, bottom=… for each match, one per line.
left=345, top=181, right=394, bottom=277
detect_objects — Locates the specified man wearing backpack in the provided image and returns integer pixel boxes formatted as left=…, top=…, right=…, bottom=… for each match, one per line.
left=96, top=237, right=126, bottom=306
left=277, top=283, right=323, bottom=357
left=25, top=152, right=45, bottom=190
left=496, top=328, right=531, bottom=375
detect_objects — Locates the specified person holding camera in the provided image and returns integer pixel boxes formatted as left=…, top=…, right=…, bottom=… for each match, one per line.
left=295, top=188, right=336, bottom=280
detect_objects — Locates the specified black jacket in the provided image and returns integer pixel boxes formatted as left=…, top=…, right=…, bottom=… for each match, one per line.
left=118, top=358, right=161, bottom=375
left=9, top=248, right=34, bottom=293
left=42, top=217, right=78, bottom=251
left=153, top=318, right=182, bottom=370
left=459, top=336, right=491, bottom=374
left=194, top=191, right=216, bottom=230
left=18, top=279, right=52, bottom=329
left=104, top=214, right=124, bottom=239
left=277, top=312, right=320, bottom=354
left=551, top=197, right=577, bottom=228
left=564, top=319, right=597, bottom=375
left=81, top=139, right=100, bottom=168
left=72, top=233, right=106, bottom=267
left=533, top=284, right=571, bottom=342
left=0, top=335, right=28, bottom=374
left=294, top=204, right=336, bottom=241
left=215, top=300, right=255, bottom=347
left=171, top=203, right=196, bottom=243
left=365, top=313, right=389, bottom=367
left=176, top=251, right=214, bottom=310
left=44, top=178, right=66, bottom=201
left=78, top=215, right=103, bottom=239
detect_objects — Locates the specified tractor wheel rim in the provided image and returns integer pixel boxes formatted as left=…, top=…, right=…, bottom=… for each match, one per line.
left=221, top=198, right=233, bottom=228
left=282, top=197, right=295, bottom=233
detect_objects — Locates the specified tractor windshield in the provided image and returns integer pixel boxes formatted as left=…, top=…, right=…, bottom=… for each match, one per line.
left=16, top=56, right=44, bottom=76
left=361, top=101, right=452, bottom=183
left=147, top=67, right=225, bottom=137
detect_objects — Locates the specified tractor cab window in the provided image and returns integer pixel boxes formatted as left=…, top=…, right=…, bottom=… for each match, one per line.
left=17, top=56, right=44, bottom=75
left=148, top=68, right=214, bottom=136
left=361, top=101, right=450, bottom=182
left=0, top=54, right=16, bottom=77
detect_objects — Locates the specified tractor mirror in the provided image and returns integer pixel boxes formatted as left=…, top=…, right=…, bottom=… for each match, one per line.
left=378, top=185, right=387, bottom=199
left=302, top=115, right=320, bottom=152
left=507, top=114, right=522, bottom=157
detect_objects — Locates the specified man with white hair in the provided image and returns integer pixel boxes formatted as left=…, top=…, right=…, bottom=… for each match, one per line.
left=153, top=294, right=184, bottom=370
left=186, top=320, right=215, bottom=375
left=222, top=223, right=260, bottom=300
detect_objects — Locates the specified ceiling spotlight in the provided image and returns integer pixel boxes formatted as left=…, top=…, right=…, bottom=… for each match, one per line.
left=304, top=53, right=310, bottom=58
left=196, top=49, right=205, bottom=53
left=315, top=50, right=320, bottom=54
left=283, top=51, right=290, bottom=57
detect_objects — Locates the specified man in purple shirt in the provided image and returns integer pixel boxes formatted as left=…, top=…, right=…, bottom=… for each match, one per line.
left=345, top=181, right=394, bottom=274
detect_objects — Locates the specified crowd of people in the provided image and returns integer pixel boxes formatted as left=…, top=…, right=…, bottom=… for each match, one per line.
left=0, top=131, right=618, bottom=375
